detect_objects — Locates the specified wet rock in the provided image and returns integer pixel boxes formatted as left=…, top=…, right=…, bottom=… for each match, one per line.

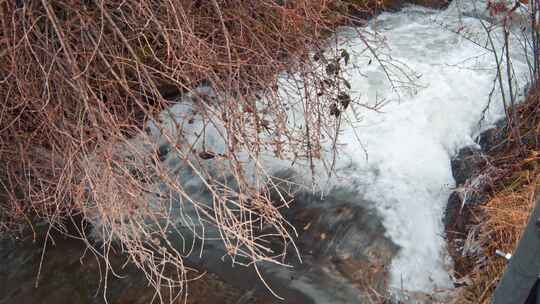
left=445, top=144, right=488, bottom=235
left=291, top=191, right=397, bottom=261
left=279, top=188, right=399, bottom=303
left=444, top=191, right=478, bottom=242
left=346, top=0, right=451, bottom=12
left=345, top=0, right=451, bottom=25
left=444, top=191, right=464, bottom=232
left=450, top=146, right=485, bottom=186
left=444, top=118, right=508, bottom=281
left=408, top=0, right=450, bottom=9
left=444, top=120, right=507, bottom=232
left=477, top=119, right=509, bottom=153
left=178, top=185, right=399, bottom=304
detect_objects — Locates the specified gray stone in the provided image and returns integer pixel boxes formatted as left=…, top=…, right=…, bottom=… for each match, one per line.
left=450, top=146, right=485, bottom=186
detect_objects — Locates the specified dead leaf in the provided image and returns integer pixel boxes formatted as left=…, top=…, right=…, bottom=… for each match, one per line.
left=198, top=150, right=216, bottom=160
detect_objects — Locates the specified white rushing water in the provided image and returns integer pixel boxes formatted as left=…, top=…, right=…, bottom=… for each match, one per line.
left=328, top=1, right=530, bottom=294
left=132, top=0, right=532, bottom=301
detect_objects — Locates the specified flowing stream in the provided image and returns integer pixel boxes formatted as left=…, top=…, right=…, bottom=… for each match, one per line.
left=334, top=2, right=530, bottom=293
left=155, top=1, right=530, bottom=302
left=248, top=0, right=529, bottom=301
left=336, top=1, right=530, bottom=294
left=0, top=1, right=532, bottom=303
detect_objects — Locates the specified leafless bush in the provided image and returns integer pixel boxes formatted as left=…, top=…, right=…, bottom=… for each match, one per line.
left=0, top=0, right=387, bottom=301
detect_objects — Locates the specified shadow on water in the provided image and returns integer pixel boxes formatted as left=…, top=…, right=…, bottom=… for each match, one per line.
left=0, top=184, right=398, bottom=304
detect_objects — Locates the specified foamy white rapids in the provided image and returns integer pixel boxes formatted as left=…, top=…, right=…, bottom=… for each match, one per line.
left=328, top=2, right=530, bottom=294
left=132, top=0, right=532, bottom=300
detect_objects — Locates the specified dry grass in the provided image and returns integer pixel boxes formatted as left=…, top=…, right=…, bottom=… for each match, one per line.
left=452, top=85, right=540, bottom=303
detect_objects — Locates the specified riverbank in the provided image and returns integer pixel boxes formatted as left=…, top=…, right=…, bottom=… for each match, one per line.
left=445, top=84, right=539, bottom=303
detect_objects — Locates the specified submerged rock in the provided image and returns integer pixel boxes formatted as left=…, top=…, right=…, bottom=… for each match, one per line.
left=281, top=189, right=400, bottom=303
left=179, top=186, right=399, bottom=304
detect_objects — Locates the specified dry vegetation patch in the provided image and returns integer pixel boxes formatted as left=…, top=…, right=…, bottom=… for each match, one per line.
left=451, top=86, right=539, bottom=304
left=0, top=0, right=388, bottom=301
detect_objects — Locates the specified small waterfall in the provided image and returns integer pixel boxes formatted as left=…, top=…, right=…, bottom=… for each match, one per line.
left=142, top=1, right=530, bottom=302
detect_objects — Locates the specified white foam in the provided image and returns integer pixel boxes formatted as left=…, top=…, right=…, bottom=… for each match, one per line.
left=138, top=1, right=531, bottom=297
left=330, top=3, right=529, bottom=293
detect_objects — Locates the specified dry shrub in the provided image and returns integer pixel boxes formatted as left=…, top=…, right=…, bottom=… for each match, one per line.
left=0, top=0, right=380, bottom=301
